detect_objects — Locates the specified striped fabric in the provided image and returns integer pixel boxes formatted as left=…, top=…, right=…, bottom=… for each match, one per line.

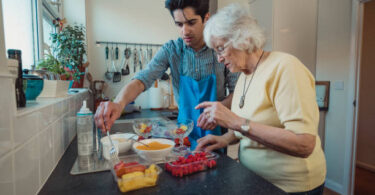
left=133, top=38, right=239, bottom=103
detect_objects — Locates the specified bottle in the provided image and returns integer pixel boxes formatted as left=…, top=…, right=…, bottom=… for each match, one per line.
left=77, top=100, right=94, bottom=156
left=7, top=49, right=26, bottom=107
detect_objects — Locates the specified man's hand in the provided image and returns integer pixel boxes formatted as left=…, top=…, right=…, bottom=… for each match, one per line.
left=94, top=101, right=123, bottom=132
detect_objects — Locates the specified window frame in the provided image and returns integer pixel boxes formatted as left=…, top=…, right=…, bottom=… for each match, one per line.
left=35, top=0, right=62, bottom=62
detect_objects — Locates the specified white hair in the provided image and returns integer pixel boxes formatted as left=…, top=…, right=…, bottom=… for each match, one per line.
left=204, top=3, right=266, bottom=53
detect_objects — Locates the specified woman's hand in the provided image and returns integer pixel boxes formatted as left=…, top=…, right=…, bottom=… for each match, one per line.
left=195, top=134, right=229, bottom=152
left=94, top=101, right=123, bottom=132
left=195, top=101, right=240, bottom=130
left=197, top=112, right=218, bottom=130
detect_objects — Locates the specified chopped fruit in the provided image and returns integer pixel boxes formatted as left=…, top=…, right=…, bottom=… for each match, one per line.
left=117, top=164, right=158, bottom=193
left=165, top=152, right=216, bottom=177
left=114, top=161, right=146, bottom=177
left=139, top=123, right=152, bottom=133
left=175, top=128, right=185, bottom=134
left=174, top=125, right=188, bottom=135
left=174, top=137, right=191, bottom=146
left=138, top=136, right=145, bottom=141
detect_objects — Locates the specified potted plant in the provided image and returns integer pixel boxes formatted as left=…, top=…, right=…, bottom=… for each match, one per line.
left=51, top=24, right=88, bottom=88
left=36, top=49, right=70, bottom=80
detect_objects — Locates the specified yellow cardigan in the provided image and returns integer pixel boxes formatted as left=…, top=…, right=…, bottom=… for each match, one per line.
left=231, top=52, right=326, bottom=193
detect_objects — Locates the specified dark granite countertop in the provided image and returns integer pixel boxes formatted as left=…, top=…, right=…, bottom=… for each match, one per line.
left=39, top=109, right=286, bottom=195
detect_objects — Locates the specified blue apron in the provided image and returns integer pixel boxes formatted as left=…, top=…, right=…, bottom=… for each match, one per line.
left=177, top=49, right=222, bottom=150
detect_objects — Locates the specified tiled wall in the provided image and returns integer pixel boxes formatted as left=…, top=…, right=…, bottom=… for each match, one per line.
left=0, top=76, right=91, bottom=195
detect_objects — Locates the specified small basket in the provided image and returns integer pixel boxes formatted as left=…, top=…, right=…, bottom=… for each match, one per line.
left=165, top=151, right=218, bottom=177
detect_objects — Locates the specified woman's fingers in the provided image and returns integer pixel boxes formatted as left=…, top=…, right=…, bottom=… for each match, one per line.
left=204, top=143, right=221, bottom=152
left=195, top=101, right=214, bottom=110
left=195, top=135, right=215, bottom=151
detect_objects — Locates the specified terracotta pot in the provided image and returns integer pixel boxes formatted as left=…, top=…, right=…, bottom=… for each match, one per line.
left=64, top=65, right=86, bottom=88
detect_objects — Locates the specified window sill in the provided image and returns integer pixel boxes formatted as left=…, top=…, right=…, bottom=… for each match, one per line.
left=16, top=88, right=89, bottom=117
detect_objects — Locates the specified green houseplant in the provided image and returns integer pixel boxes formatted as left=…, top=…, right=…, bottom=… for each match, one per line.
left=51, top=24, right=88, bottom=87
left=36, top=49, right=70, bottom=79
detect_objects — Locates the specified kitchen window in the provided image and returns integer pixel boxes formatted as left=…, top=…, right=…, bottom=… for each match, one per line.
left=1, top=0, right=62, bottom=69
left=2, top=0, right=35, bottom=69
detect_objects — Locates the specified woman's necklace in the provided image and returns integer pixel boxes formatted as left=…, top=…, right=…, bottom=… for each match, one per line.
left=239, top=51, right=264, bottom=108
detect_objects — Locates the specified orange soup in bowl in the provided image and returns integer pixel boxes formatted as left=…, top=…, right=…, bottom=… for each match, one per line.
left=136, top=141, right=172, bottom=151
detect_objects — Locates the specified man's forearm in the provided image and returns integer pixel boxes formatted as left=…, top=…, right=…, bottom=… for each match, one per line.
left=114, top=79, right=145, bottom=110
left=220, top=93, right=233, bottom=109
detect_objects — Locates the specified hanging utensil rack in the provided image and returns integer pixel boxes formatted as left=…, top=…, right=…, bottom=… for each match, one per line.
left=96, top=41, right=162, bottom=48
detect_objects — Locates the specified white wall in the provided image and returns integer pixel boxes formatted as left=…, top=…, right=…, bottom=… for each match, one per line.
left=273, top=0, right=317, bottom=75
left=218, top=0, right=317, bottom=75
left=62, top=0, right=86, bottom=27
left=85, top=0, right=178, bottom=108
left=315, top=0, right=353, bottom=194
left=0, top=0, right=6, bottom=73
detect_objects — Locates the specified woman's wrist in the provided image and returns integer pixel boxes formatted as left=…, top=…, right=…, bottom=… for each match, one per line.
left=231, top=117, right=251, bottom=136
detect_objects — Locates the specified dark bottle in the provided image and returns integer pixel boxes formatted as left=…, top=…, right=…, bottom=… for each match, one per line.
left=8, top=49, right=26, bottom=107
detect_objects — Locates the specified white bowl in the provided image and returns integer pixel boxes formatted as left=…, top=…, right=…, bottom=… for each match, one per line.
left=132, top=138, right=175, bottom=162
left=101, top=133, right=137, bottom=160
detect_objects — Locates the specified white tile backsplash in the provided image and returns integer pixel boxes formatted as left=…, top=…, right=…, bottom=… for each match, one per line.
left=14, top=137, right=39, bottom=195
left=0, top=74, right=89, bottom=195
left=38, top=105, right=53, bottom=132
left=0, top=78, right=14, bottom=156
left=39, top=126, right=54, bottom=185
left=13, top=112, right=39, bottom=149
left=53, top=119, right=64, bottom=163
left=0, top=153, right=15, bottom=195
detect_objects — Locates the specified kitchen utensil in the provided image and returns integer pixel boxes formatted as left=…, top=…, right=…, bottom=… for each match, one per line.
left=104, top=45, right=113, bottom=80
left=121, top=47, right=130, bottom=75
left=107, top=130, right=120, bottom=164
left=133, top=47, right=138, bottom=73
left=129, top=138, right=150, bottom=148
left=112, top=45, right=121, bottom=82
left=139, top=48, right=143, bottom=70
left=148, top=48, right=153, bottom=62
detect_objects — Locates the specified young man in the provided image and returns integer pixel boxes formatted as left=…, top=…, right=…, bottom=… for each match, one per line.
left=94, top=0, right=239, bottom=149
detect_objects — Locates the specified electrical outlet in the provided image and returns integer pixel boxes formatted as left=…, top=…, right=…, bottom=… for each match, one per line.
left=333, top=81, right=344, bottom=90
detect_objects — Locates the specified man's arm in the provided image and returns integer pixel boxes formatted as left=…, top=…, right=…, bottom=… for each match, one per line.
left=114, top=79, right=145, bottom=110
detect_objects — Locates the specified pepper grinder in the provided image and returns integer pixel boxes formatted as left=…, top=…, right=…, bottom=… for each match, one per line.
left=8, top=49, right=26, bottom=107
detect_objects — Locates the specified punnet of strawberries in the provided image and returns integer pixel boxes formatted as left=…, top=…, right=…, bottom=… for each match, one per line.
left=165, top=151, right=217, bottom=177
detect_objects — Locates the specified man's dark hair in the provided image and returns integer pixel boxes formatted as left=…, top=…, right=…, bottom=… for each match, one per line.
left=165, top=0, right=209, bottom=21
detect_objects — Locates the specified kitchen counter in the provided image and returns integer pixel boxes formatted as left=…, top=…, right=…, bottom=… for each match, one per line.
left=38, top=109, right=286, bottom=195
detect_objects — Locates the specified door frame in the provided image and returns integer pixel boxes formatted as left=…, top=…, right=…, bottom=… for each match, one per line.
left=344, top=0, right=365, bottom=194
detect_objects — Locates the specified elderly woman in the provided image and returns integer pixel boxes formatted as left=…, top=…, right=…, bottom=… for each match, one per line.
left=195, top=4, right=326, bottom=195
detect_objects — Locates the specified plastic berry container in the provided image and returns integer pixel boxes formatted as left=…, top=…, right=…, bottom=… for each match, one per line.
left=164, top=151, right=219, bottom=177
left=110, top=154, right=162, bottom=193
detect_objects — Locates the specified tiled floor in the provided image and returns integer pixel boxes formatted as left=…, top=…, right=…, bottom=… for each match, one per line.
left=354, top=166, right=375, bottom=195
